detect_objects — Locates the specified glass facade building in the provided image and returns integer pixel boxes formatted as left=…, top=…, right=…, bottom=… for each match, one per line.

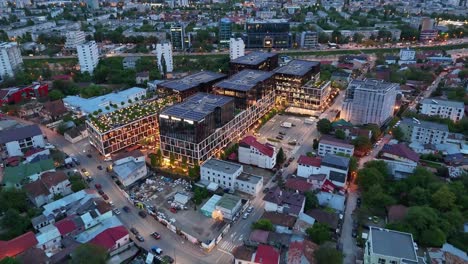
left=219, top=18, right=232, bottom=46
left=245, top=19, right=291, bottom=48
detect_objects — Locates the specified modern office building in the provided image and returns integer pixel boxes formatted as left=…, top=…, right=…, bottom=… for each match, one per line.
left=230, top=52, right=279, bottom=75
left=170, top=24, right=185, bottom=51
left=0, top=42, right=23, bottom=79
left=318, top=136, right=355, bottom=157
left=155, top=42, right=174, bottom=74
left=420, top=98, right=465, bottom=122
left=274, top=60, right=324, bottom=110
left=213, top=69, right=275, bottom=109
left=245, top=19, right=291, bottom=49
left=77, top=41, right=99, bottom=74
left=341, top=79, right=398, bottom=126
left=157, top=71, right=227, bottom=101
left=65, top=31, right=86, bottom=50
left=399, top=118, right=449, bottom=145
left=159, top=90, right=275, bottom=165
left=86, top=100, right=160, bottom=156
left=297, top=31, right=318, bottom=49
left=364, top=227, right=420, bottom=264
left=219, top=18, right=232, bottom=47
left=229, top=38, right=245, bottom=61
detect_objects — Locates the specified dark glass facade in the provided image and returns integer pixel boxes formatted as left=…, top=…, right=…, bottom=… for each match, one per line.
left=245, top=21, right=291, bottom=48
left=219, top=18, right=232, bottom=46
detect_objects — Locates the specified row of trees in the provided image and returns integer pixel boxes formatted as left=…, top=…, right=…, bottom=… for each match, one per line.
left=357, top=161, right=468, bottom=249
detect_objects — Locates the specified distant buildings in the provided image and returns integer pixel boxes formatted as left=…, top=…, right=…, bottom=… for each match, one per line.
left=155, top=42, right=174, bottom=74
left=170, top=24, right=185, bottom=51
left=364, top=227, right=420, bottom=264
left=0, top=42, right=23, bottom=79
left=200, top=159, right=263, bottom=195
left=399, top=118, right=449, bottom=144
left=238, top=136, right=277, bottom=169
left=297, top=31, right=318, bottom=49
left=341, top=79, right=398, bottom=126
left=229, top=38, right=245, bottom=60
left=64, top=31, right=86, bottom=50
left=420, top=98, right=465, bottom=122
left=318, top=136, right=355, bottom=157
left=77, top=41, right=99, bottom=74
left=399, top=48, right=416, bottom=65
left=219, top=18, right=232, bottom=46
left=122, top=56, right=140, bottom=70
left=245, top=19, right=291, bottom=49
left=85, top=0, right=99, bottom=9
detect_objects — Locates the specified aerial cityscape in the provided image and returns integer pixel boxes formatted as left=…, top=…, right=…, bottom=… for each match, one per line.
left=0, top=0, right=467, bottom=264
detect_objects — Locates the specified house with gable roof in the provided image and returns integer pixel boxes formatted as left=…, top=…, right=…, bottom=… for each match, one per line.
left=238, top=136, right=277, bottom=169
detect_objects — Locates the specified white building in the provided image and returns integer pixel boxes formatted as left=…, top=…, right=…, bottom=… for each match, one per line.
left=399, top=47, right=416, bottom=65
left=297, top=154, right=350, bottom=187
left=65, top=31, right=86, bottom=50
left=420, top=98, right=465, bottom=122
left=229, top=38, right=245, bottom=60
left=238, top=136, right=277, bottom=169
left=77, top=41, right=99, bottom=74
left=24, top=171, right=72, bottom=207
left=0, top=124, right=45, bottom=157
left=399, top=118, right=449, bottom=144
left=364, top=227, right=420, bottom=264
left=201, top=159, right=263, bottom=195
left=318, top=136, right=355, bottom=157
left=214, top=194, right=242, bottom=220
left=0, top=42, right=23, bottom=79
left=36, top=224, right=61, bottom=254
left=297, top=155, right=322, bottom=178
left=341, top=79, right=398, bottom=126
left=176, top=0, right=189, bottom=6
left=155, top=42, right=174, bottom=73
left=112, top=153, right=147, bottom=187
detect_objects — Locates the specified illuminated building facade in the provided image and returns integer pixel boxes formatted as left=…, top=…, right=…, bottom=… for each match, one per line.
left=229, top=52, right=278, bottom=75
left=245, top=19, right=291, bottom=49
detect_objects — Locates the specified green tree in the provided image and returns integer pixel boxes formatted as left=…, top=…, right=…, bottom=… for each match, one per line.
left=71, top=244, right=108, bottom=264
left=69, top=175, right=87, bottom=192
left=169, top=152, right=175, bottom=166
left=149, top=153, right=157, bottom=167
left=306, top=223, right=331, bottom=245
left=314, top=245, right=343, bottom=264
left=155, top=149, right=163, bottom=167
left=431, top=185, right=456, bottom=212
left=362, top=185, right=395, bottom=211
left=404, top=206, right=439, bottom=240
left=276, top=147, right=286, bottom=164
left=0, top=257, right=21, bottom=264
left=408, top=187, right=430, bottom=206
left=392, top=126, right=404, bottom=141
left=349, top=156, right=358, bottom=173
left=0, top=209, right=30, bottom=239
left=317, top=119, right=332, bottom=134
left=353, top=135, right=372, bottom=153
left=49, top=90, right=65, bottom=101
left=304, top=191, right=319, bottom=211
left=252, top=219, right=274, bottom=231
left=420, top=228, right=446, bottom=247
left=181, top=156, right=188, bottom=169
left=0, top=188, right=28, bottom=213
left=357, top=167, right=385, bottom=191
left=353, top=33, right=364, bottom=43
left=335, top=129, right=346, bottom=140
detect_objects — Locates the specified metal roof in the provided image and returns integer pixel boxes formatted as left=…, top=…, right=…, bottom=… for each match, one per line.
left=370, top=227, right=418, bottom=262
left=160, top=93, right=233, bottom=122
left=274, top=60, right=320, bottom=76
left=421, top=98, right=464, bottom=108
left=400, top=118, right=449, bottom=131
left=231, top=52, right=277, bottom=66
left=215, top=70, right=274, bottom=91
left=0, top=124, right=42, bottom=144
left=201, top=158, right=242, bottom=174
left=158, top=71, right=226, bottom=92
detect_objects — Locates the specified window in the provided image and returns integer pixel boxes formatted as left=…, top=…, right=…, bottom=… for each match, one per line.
left=378, top=259, right=386, bottom=264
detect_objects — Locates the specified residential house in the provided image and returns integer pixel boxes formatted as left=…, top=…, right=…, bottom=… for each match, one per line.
left=260, top=212, right=297, bottom=234
left=232, top=245, right=257, bottom=264
left=35, top=224, right=61, bottom=254
left=306, top=208, right=340, bottom=232
left=31, top=214, right=55, bottom=231
left=387, top=205, right=408, bottom=223
left=112, top=151, right=147, bottom=187
left=297, top=155, right=322, bottom=178
left=428, top=243, right=468, bottom=264
left=41, top=189, right=100, bottom=219
left=318, top=136, right=354, bottom=157
left=380, top=143, right=419, bottom=178
left=40, top=100, right=68, bottom=122
left=238, top=136, right=277, bottom=169
left=0, top=124, right=45, bottom=157
left=54, top=216, right=82, bottom=237
left=0, top=83, right=49, bottom=106
left=89, top=226, right=130, bottom=252
left=64, top=125, right=88, bottom=143
left=24, top=171, right=72, bottom=207
left=254, top=245, right=280, bottom=264
left=263, top=187, right=305, bottom=216
left=136, top=71, right=149, bottom=84
left=2, top=159, right=55, bottom=188
left=287, top=240, right=318, bottom=264
left=249, top=230, right=270, bottom=244
left=316, top=191, right=345, bottom=212
left=122, top=56, right=140, bottom=69
left=364, top=227, right=421, bottom=264
left=320, top=154, right=350, bottom=188
left=18, top=101, right=43, bottom=118
left=215, top=194, right=242, bottom=220
left=0, top=232, right=39, bottom=260
left=285, top=177, right=314, bottom=193
left=399, top=118, right=449, bottom=144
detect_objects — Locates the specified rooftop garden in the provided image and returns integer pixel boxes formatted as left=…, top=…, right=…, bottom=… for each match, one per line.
left=88, top=100, right=165, bottom=133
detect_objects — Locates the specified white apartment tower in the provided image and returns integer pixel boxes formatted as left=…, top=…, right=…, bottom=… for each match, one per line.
left=65, top=31, right=86, bottom=50
left=77, top=41, right=99, bottom=74
left=177, top=0, right=189, bottom=6
left=155, top=42, right=174, bottom=73
left=229, top=38, right=245, bottom=61
left=0, top=42, right=23, bottom=79
left=341, top=79, right=398, bottom=126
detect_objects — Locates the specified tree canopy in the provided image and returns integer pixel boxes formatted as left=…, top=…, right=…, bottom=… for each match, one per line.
left=71, top=244, right=108, bottom=264
left=317, top=119, right=332, bottom=134
left=306, top=223, right=332, bottom=245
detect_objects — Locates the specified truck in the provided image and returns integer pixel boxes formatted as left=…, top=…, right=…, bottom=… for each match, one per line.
left=281, top=122, right=292, bottom=128
left=304, top=118, right=315, bottom=125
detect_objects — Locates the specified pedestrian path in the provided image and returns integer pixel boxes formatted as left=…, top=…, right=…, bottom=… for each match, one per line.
left=218, top=240, right=240, bottom=253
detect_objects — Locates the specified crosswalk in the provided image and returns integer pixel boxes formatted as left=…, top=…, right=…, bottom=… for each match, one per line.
left=218, top=240, right=241, bottom=253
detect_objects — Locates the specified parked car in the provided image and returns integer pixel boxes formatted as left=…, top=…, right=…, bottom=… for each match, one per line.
left=98, top=189, right=105, bottom=195
left=138, top=211, right=147, bottom=218
left=130, top=227, right=139, bottom=235
left=288, top=157, right=294, bottom=162
left=102, top=193, right=109, bottom=200
left=113, top=208, right=121, bottom=215
left=123, top=206, right=130, bottom=213
left=247, top=206, right=253, bottom=213
left=151, top=246, right=163, bottom=255
left=136, top=235, right=144, bottom=242
left=352, top=229, right=357, bottom=238
left=87, top=154, right=92, bottom=158
left=151, top=232, right=161, bottom=239
left=276, top=135, right=283, bottom=140
left=279, top=131, right=286, bottom=135
left=97, top=165, right=103, bottom=170
left=94, top=183, right=102, bottom=190
left=263, top=188, right=270, bottom=193
left=242, top=213, right=249, bottom=219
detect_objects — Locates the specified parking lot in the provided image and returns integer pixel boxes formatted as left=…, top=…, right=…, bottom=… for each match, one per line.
left=256, top=114, right=317, bottom=158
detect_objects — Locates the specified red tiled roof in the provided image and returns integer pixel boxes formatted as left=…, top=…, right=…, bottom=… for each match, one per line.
left=249, top=230, right=269, bottom=244
left=254, top=245, right=280, bottom=264
left=24, top=180, right=49, bottom=198
left=381, top=143, right=419, bottom=162
left=288, top=240, right=318, bottom=264
left=298, top=155, right=321, bottom=167
left=321, top=179, right=341, bottom=193
left=240, top=136, right=274, bottom=157
left=24, top=148, right=45, bottom=157
left=0, top=231, right=39, bottom=259
left=286, top=178, right=313, bottom=193
left=54, top=217, right=77, bottom=236
left=40, top=171, right=68, bottom=189
left=43, top=100, right=67, bottom=117
left=90, top=226, right=128, bottom=250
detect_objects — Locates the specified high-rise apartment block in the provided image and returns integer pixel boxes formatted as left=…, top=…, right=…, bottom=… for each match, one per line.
left=298, top=31, right=318, bottom=49
left=229, top=38, right=245, bottom=61
left=0, top=42, right=23, bottom=79
left=77, top=41, right=99, bottom=74
left=420, top=98, right=465, bottom=122
left=399, top=118, right=449, bottom=145
left=155, top=42, right=174, bottom=74
left=170, top=24, right=185, bottom=51
left=341, top=79, right=398, bottom=126
left=65, top=31, right=86, bottom=50
left=219, top=18, right=232, bottom=47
